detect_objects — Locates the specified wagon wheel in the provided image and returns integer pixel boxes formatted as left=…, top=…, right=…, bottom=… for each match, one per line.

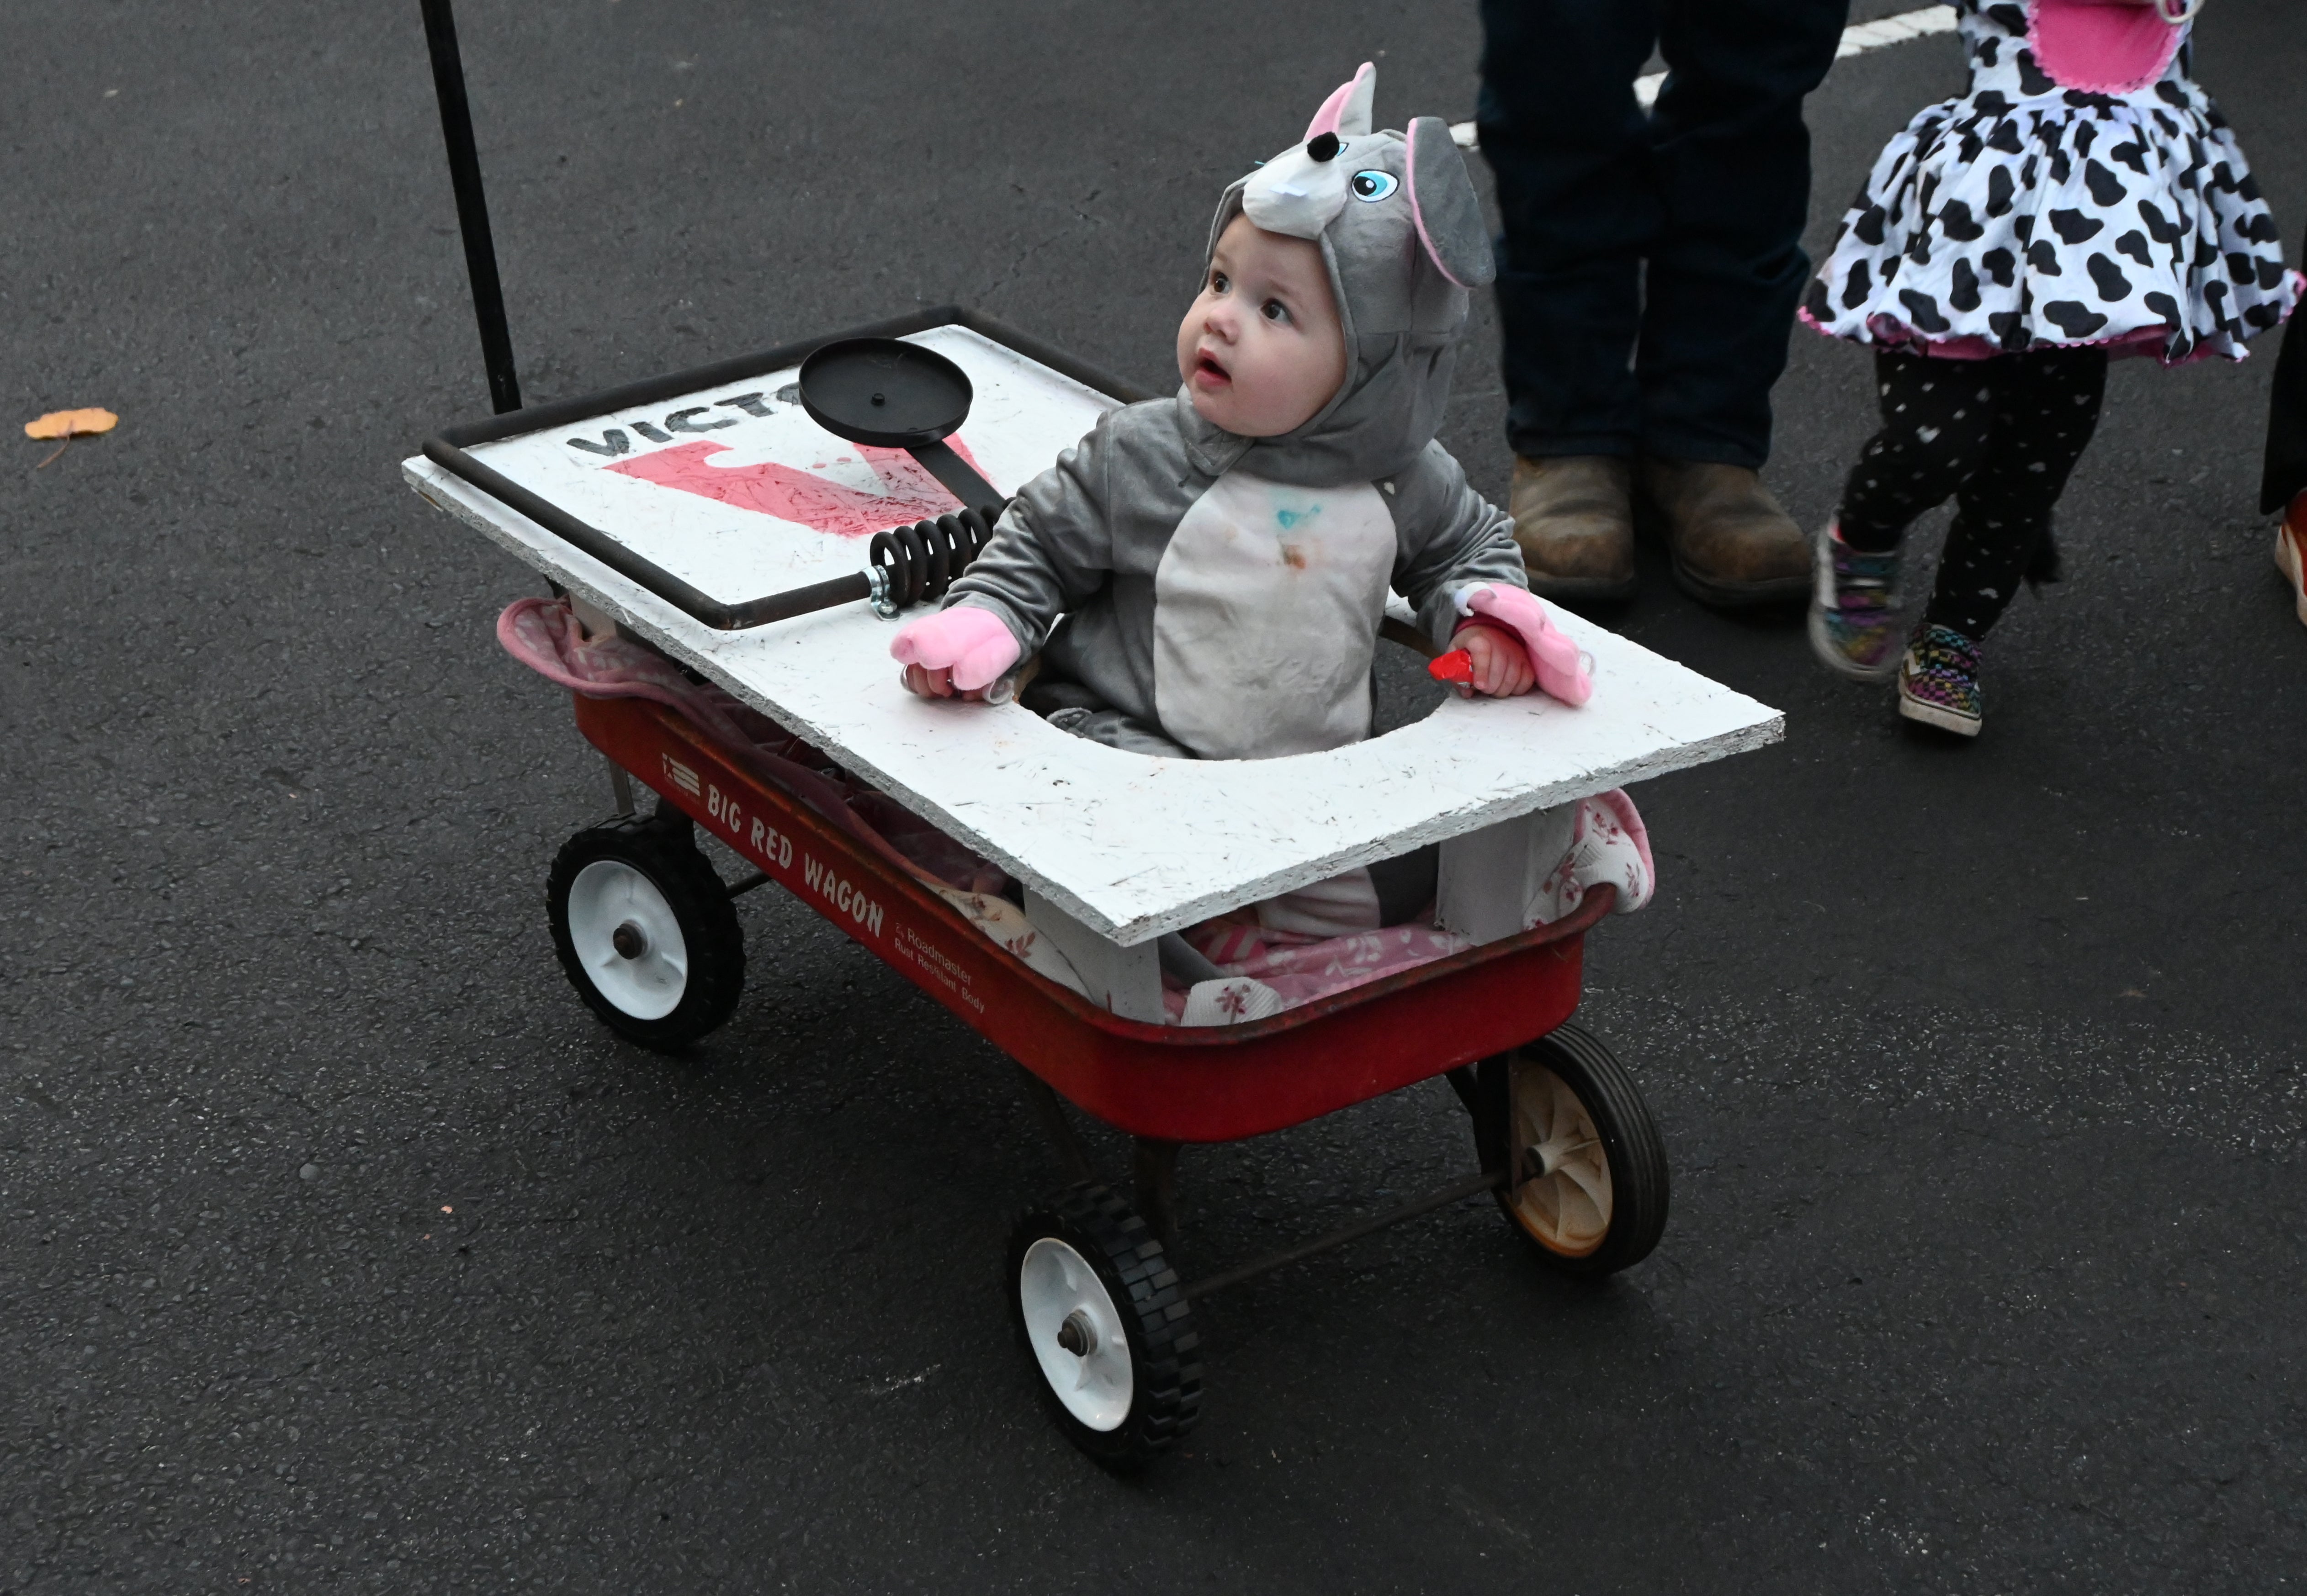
left=1478, top=1023, right=1669, bottom=1278
left=1008, top=1184, right=1202, bottom=1472
left=546, top=806, right=744, bottom=1050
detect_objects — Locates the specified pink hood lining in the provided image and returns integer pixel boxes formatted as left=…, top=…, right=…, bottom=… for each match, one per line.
left=2026, top=0, right=2185, bottom=96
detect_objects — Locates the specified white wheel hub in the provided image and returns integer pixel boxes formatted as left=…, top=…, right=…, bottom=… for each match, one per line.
left=566, top=859, right=689, bottom=1021
left=1506, top=1057, right=1613, bottom=1256
left=1018, top=1237, right=1133, bottom=1431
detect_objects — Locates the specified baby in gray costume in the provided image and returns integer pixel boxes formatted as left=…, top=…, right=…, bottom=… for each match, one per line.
left=891, top=65, right=1592, bottom=933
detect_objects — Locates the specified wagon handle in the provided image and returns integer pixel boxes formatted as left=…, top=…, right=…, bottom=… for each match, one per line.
left=419, top=0, right=523, bottom=415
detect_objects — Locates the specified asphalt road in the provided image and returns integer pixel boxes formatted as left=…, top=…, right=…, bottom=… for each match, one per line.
left=5, top=3, right=2303, bottom=1591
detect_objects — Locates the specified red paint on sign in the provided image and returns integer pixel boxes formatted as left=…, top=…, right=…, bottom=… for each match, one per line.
left=606, top=437, right=994, bottom=539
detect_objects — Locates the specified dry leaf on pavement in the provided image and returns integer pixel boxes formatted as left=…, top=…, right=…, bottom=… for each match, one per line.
left=26, top=407, right=120, bottom=440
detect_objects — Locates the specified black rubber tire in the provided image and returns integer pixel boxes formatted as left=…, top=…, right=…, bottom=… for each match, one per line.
left=1477, top=1021, right=1670, bottom=1279
left=546, top=807, right=744, bottom=1051
left=1007, top=1184, right=1202, bottom=1473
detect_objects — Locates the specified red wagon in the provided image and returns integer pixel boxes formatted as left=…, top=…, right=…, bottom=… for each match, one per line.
left=401, top=0, right=1774, bottom=1472
left=540, top=686, right=1667, bottom=1470
left=408, top=300, right=1756, bottom=1467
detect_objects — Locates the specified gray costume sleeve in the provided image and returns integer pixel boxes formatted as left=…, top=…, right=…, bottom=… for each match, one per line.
left=1385, top=441, right=1527, bottom=649
left=939, top=416, right=1117, bottom=655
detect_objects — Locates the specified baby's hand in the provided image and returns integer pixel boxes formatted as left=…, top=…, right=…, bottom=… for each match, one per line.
left=1451, top=623, right=1537, bottom=699
left=890, top=605, right=1020, bottom=701
left=1455, top=583, right=1595, bottom=705
left=900, top=662, right=987, bottom=701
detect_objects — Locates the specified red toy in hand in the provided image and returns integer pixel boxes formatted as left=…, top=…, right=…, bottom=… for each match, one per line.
left=1427, top=650, right=1474, bottom=684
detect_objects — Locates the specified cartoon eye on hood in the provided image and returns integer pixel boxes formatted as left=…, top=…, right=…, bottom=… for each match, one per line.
left=1350, top=170, right=1398, bottom=203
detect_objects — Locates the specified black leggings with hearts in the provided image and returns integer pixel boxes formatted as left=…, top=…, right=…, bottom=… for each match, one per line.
left=1838, top=346, right=2109, bottom=640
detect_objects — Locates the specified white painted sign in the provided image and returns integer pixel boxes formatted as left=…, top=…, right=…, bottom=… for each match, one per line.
left=462, top=324, right=1118, bottom=603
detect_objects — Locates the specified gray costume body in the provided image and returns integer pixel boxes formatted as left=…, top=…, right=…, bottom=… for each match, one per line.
left=947, top=71, right=1519, bottom=769
left=952, top=402, right=1520, bottom=761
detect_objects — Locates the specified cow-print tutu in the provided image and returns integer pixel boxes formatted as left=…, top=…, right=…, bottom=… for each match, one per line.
left=1805, top=0, right=2298, bottom=364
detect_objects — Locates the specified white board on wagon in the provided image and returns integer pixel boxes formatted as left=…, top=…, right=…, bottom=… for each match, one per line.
left=405, top=316, right=1783, bottom=960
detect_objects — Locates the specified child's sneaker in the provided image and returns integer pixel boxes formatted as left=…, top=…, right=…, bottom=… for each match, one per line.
left=1898, top=623, right=1983, bottom=737
left=1808, top=521, right=1903, bottom=681
left=2278, top=494, right=2307, bottom=630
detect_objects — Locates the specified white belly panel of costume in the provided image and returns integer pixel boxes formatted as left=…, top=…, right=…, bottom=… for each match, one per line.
left=1151, top=471, right=1397, bottom=761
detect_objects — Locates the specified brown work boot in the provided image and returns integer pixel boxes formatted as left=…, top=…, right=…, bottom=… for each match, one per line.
left=1508, top=454, right=1637, bottom=602
left=1640, top=458, right=1810, bottom=609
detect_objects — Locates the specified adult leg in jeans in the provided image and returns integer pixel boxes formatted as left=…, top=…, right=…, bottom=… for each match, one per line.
left=1644, top=0, right=1847, bottom=467
left=1638, top=0, right=1847, bottom=608
left=1478, top=0, right=1661, bottom=601
left=1478, top=0, right=1661, bottom=463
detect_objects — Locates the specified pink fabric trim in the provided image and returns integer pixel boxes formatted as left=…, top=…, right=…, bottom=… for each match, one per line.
left=1894, top=325, right=2170, bottom=362
left=1304, top=62, right=1374, bottom=141
left=1164, top=783, right=1655, bottom=1019
left=1531, top=791, right=1655, bottom=920
left=2026, top=0, right=2183, bottom=95
left=1403, top=117, right=1475, bottom=290
left=1592, top=788, right=1654, bottom=896
left=1797, top=284, right=2307, bottom=365
left=1171, top=918, right=1471, bottom=1020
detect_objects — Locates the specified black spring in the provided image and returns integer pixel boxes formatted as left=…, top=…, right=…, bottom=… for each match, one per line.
left=869, top=503, right=1004, bottom=611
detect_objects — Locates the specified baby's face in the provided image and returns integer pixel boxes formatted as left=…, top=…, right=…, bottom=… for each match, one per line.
left=1176, top=214, right=1348, bottom=438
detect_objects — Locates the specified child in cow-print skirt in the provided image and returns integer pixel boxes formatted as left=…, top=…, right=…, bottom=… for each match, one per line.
left=1803, top=0, right=2299, bottom=736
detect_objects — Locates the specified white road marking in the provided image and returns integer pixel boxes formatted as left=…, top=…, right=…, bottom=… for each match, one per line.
left=1448, top=4, right=1959, bottom=149
left=1836, top=3, right=1964, bottom=56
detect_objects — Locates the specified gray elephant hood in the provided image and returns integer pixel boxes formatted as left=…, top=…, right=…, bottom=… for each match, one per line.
left=1181, top=62, right=1495, bottom=489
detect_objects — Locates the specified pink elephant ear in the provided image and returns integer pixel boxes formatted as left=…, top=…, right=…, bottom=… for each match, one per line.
left=1305, top=62, right=1376, bottom=141
left=1406, top=117, right=1495, bottom=289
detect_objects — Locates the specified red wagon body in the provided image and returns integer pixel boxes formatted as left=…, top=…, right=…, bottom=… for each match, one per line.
left=573, top=692, right=1612, bottom=1144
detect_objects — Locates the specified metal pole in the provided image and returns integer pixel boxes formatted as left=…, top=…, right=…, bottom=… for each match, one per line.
left=419, top=0, right=523, bottom=415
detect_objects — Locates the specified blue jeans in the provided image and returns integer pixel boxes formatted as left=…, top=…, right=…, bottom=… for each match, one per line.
left=1478, top=0, right=1849, bottom=468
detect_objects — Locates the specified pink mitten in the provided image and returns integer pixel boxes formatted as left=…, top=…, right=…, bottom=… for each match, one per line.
left=889, top=604, right=1020, bottom=692
left=1457, top=584, right=1593, bottom=706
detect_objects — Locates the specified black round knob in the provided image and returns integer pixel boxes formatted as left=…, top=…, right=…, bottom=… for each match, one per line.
left=1306, top=132, right=1341, bottom=162
left=796, top=337, right=974, bottom=449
